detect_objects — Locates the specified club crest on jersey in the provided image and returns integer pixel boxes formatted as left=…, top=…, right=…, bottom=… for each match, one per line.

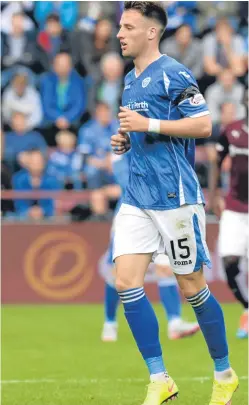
left=142, top=77, right=151, bottom=88
left=179, top=71, right=190, bottom=79
left=189, top=93, right=205, bottom=106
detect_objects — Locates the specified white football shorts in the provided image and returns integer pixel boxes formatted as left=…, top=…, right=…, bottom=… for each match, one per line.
left=113, top=203, right=211, bottom=275
left=219, top=210, right=248, bottom=258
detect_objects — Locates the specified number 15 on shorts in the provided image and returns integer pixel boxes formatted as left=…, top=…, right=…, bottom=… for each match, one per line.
left=170, top=238, right=192, bottom=266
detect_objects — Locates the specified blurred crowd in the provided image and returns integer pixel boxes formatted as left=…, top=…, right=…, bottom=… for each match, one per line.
left=1, top=1, right=248, bottom=222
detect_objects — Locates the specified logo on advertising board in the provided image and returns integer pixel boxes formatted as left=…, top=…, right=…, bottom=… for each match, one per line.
left=24, top=231, right=94, bottom=300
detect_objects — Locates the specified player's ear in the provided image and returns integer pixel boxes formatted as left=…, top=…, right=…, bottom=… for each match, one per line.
left=148, top=26, right=157, bottom=41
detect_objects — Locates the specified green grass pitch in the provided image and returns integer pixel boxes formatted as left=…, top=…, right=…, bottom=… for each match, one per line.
left=2, top=303, right=248, bottom=405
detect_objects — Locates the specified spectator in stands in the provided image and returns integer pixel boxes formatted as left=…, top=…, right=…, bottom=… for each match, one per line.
left=72, top=18, right=119, bottom=79
left=212, top=102, right=237, bottom=142
left=4, top=112, right=47, bottom=173
left=2, top=73, right=43, bottom=131
left=1, top=130, right=15, bottom=217
left=160, top=24, right=203, bottom=79
left=1, top=12, right=39, bottom=79
left=34, top=1, right=78, bottom=31
left=203, top=17, right=246, bottom=77
left=78, top=102, right=120, bottom=219
left=165, top=1, right=198, bottom=34
left=37, top=14, right=72, bottom=71
left=40, top=52, right=87, bottom=146
left=91, top=52, right=124, bottom=116
left=1, top=1, right=35, bottom=35
left=47, top=130, right=84, bottom=190
left=13, top=149, right=61, bottom=220
left=205, top=68, right=245, bottom=124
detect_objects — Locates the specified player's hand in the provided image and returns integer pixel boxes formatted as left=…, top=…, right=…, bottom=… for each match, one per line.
left=111, top=132, right=130, bottom=155
left=212, top=195, right=225, bottom=219
left=118, top=107, right=149, bottom=133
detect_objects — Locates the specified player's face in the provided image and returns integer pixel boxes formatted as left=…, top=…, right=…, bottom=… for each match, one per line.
left=117, top=10, right=154, bottom=58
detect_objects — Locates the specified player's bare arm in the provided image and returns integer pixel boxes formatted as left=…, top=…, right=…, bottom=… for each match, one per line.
left=118, top=106, right=212, bottom=139
left=209, top=132, right=230, bottom=217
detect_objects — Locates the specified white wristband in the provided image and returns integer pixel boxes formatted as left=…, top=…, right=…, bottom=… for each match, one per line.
left=148, top=119, right=161, bottom=133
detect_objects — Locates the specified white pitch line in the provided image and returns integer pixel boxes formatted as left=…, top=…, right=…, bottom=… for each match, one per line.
left=1, top=376, right=248, bottom=385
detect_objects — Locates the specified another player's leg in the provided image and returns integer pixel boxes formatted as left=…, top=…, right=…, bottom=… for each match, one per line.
left=223, top=256, right=248, bottom=339
left=102, top=281, right=119, bottom=341
left=155, top=256, right=199, bottom=340
left=219, top=210, right=248, bottom=339
left=99, top=239, right=120, bottom=342
left=115, top=254, right=178, bottom=404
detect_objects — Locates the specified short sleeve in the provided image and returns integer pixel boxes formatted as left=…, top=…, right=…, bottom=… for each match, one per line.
left=165, top=67, right=210, bottom=118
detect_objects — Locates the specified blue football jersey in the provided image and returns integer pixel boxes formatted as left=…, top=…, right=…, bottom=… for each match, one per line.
left=121, top=54, right=209, bottom=210
left=111, top=152, right=130, bottom=193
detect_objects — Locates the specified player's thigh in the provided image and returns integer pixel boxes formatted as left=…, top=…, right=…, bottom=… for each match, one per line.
left=150, top=204, right=211, bottom=275
left=113, top=204, right=162, bottom=259
left=115, top=253, right=152, bottom=290
left=219, top=210, right=248, bottom=258
left=113, top=204, right=161, bottom=290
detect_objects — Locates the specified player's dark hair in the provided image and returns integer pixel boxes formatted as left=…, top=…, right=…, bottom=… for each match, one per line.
left=124, top=1, right=168, bottom=36
left=46, top=13, right=60, bottom=23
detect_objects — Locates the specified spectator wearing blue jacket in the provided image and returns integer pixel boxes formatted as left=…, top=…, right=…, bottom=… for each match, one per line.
left=13, top=149, right=61, bottom=220
left=78, top=102, right=120, bottom=219
left=78, top=102, right=119, bottom=189
left=47, top=130, right=84, bottom=190
left=40, top=52, right=87, bottom=146
left=4, top=112, right=47, bottom=173
left=166, top=1, right=198, bottom=34
left=34, top=1, right=78, bottom=31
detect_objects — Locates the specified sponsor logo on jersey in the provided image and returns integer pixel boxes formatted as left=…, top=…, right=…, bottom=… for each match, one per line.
left=168, top=192, right=176, bottom=198
left=229, top=144, right=249, bottom=157
left=142, top=77, right=151, bottom=88
left=174, top=259, right=192, bottom=266
left=179, top=71, right=191, bottom=79
left=124, top=100, right=149, bottom=112
left=189, top=93, right=205, bottom=106
left=231, top=130, right=240, bottom=138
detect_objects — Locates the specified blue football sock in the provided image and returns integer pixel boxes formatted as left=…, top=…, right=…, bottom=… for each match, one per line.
left=105, top=283, right=120, bottom=323
left=118, top=287, right=166, bottom=375
left=158, top=277, right=181, bottom=321
left=187, top=286, right=230, bottom=372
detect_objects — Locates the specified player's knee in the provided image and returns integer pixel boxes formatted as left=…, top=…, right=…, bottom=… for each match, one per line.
left=115, top=273, right=141, bottom=292
left=176, top=270, right=206, bottom=298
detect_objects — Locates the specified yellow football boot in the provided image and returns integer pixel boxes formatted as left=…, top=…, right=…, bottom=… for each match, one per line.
left=209, top=370, right=239, bottom=405
left=142, top=376, right=178, bottom=405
